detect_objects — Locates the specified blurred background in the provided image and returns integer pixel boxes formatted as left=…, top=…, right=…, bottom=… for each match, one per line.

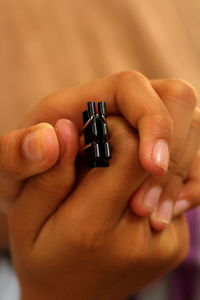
left=0, top=1, right=200, bottom=300
left=0, top=0, right=199, bottom=134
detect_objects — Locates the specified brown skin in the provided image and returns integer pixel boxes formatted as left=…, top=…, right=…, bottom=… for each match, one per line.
left=0, top=71, right=199, bottom=297
left=131, top=108, right=200, bottom=229
left=0, top=72, right=199, bottom=223
left=177, top=150, right=200, bottom=209
left=9, top=117, right=189, bottom=300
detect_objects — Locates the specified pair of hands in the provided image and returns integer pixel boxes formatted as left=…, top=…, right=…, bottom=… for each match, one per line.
left=0, top=71, right=200, bottom=299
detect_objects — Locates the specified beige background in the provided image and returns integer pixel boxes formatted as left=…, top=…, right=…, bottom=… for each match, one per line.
left=0, top=0, right=199, bottom=134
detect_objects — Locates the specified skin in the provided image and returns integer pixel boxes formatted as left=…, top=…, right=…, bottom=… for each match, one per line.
left=131, top=107, right=200, bottom=229
left=0, top=71, right=199, bottom=223
left=9, top=117, right=189, bottom=300
left=0, top=71, right=199, bottom=297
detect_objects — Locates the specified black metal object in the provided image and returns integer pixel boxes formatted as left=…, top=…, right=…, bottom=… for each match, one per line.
left=82, top=101, right=112, bottom=167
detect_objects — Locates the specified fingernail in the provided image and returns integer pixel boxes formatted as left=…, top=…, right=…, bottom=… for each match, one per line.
left=23, top=125, right=55, bottom=161
left=174, top=199, right=189, bottom=215
left=55, top=119, right=72, bottom=157
left=55, top=119, right=71, bottom=145
left=154, top=200, right=173, bottom=224
left=142, top=186, right=162, bottom=212
left=152, top=139, right=169, bottom=172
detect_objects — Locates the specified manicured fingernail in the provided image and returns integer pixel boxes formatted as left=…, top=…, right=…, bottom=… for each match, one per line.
left=142, top=186, right=162, bottom=212
left=23, top=125, right=55, bottom=161
left=174, top=199, right=189, bottom=215
left=154, top=200, right=173, bottom=224
left=152, top=139, right=169, bottom=172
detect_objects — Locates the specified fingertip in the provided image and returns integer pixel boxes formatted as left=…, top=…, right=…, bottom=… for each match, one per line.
left=174, top=199, right=190, bottom=216
left=150, top=218, right=169, bottom=231
left=150, top=213, right=170, bottom=231
left=55, top=119, right=79, bottom=161
left=175, top=179, right=200, bottom=214
left=139, top=140, right=169, bottom=176
left=129, top=184, right=162, bottom=217
left=150, top=200, right=173, bottom=231
left=23, top=123, right=59, bottom=166
left=41, top=123, right=60, bottom=164
left=129, top=192, right=153, bottom=217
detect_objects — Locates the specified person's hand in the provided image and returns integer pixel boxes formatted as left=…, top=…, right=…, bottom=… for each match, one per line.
left=19, top=73, right=198, bottom=231
left=22, top=72, right=198, bottom=176
left=0, top=71, right=198, bottom=225
left=9, top=117, right=189, bottom=300
left=130, top=106, right=200, bottom=230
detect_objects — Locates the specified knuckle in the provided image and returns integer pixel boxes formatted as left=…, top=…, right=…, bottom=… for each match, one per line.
left=168, top=156, right=187, bottom=181
left=142, top=112, right=173, bottom=142
left=73, top=227, right=103, bottom=252
left=168, top=154, right=180, bottom=173
left=166, top=78, right=198, bottom=107
left=115, top=70, right=148, bottom=84
left=153, top=113, right=173, bottom=133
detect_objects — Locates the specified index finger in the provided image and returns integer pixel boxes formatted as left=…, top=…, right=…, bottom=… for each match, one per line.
left=22, top=71, right=173, bottom=175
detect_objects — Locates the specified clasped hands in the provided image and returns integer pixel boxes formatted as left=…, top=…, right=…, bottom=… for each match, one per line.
left=0, top=71, right=200, bottom=300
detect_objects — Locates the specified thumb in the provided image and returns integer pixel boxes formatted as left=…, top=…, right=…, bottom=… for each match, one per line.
left=0, top=123, right=59, bottom=211
left=9, top=119, right=79, bottom=245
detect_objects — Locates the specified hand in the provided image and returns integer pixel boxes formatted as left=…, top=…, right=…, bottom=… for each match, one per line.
left=22, top=72, right=197, bottom=176
left=0, top=72, right=198, bottom=228
left=130, top=107, right=200, bottom=230
left=9, top=117, right=189, bottom=300
left=20, top=73, right=198, bottom=231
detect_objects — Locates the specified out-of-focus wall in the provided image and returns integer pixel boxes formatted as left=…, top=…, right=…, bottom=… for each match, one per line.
left=0, top=0, right=199, bottom=134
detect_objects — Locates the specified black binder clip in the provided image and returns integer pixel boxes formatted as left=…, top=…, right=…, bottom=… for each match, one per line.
left=81, top=101, right=112, bottom=167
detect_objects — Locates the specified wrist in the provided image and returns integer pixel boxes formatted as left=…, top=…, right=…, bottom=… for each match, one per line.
left=20, top=285, right=127, bottom=300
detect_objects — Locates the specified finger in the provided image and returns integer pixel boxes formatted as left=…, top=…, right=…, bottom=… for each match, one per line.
left=174, top=150, right=200, bottom=216
left=22, top=71, right=175, bottom=175
left=0, top=123, right=59, bottom=211
left=9, top=119, right=79, bottom=244
left=130, top=108, right=200, bottom=229
left=59, top=117, right=148, bottom=230
left=151, top=78, right=197, bottom=170
left=151, top=109, right=200, bottom=230
left=174, top=179, right=200, bottom=215
left=130, top=81, right=198, bottom=219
